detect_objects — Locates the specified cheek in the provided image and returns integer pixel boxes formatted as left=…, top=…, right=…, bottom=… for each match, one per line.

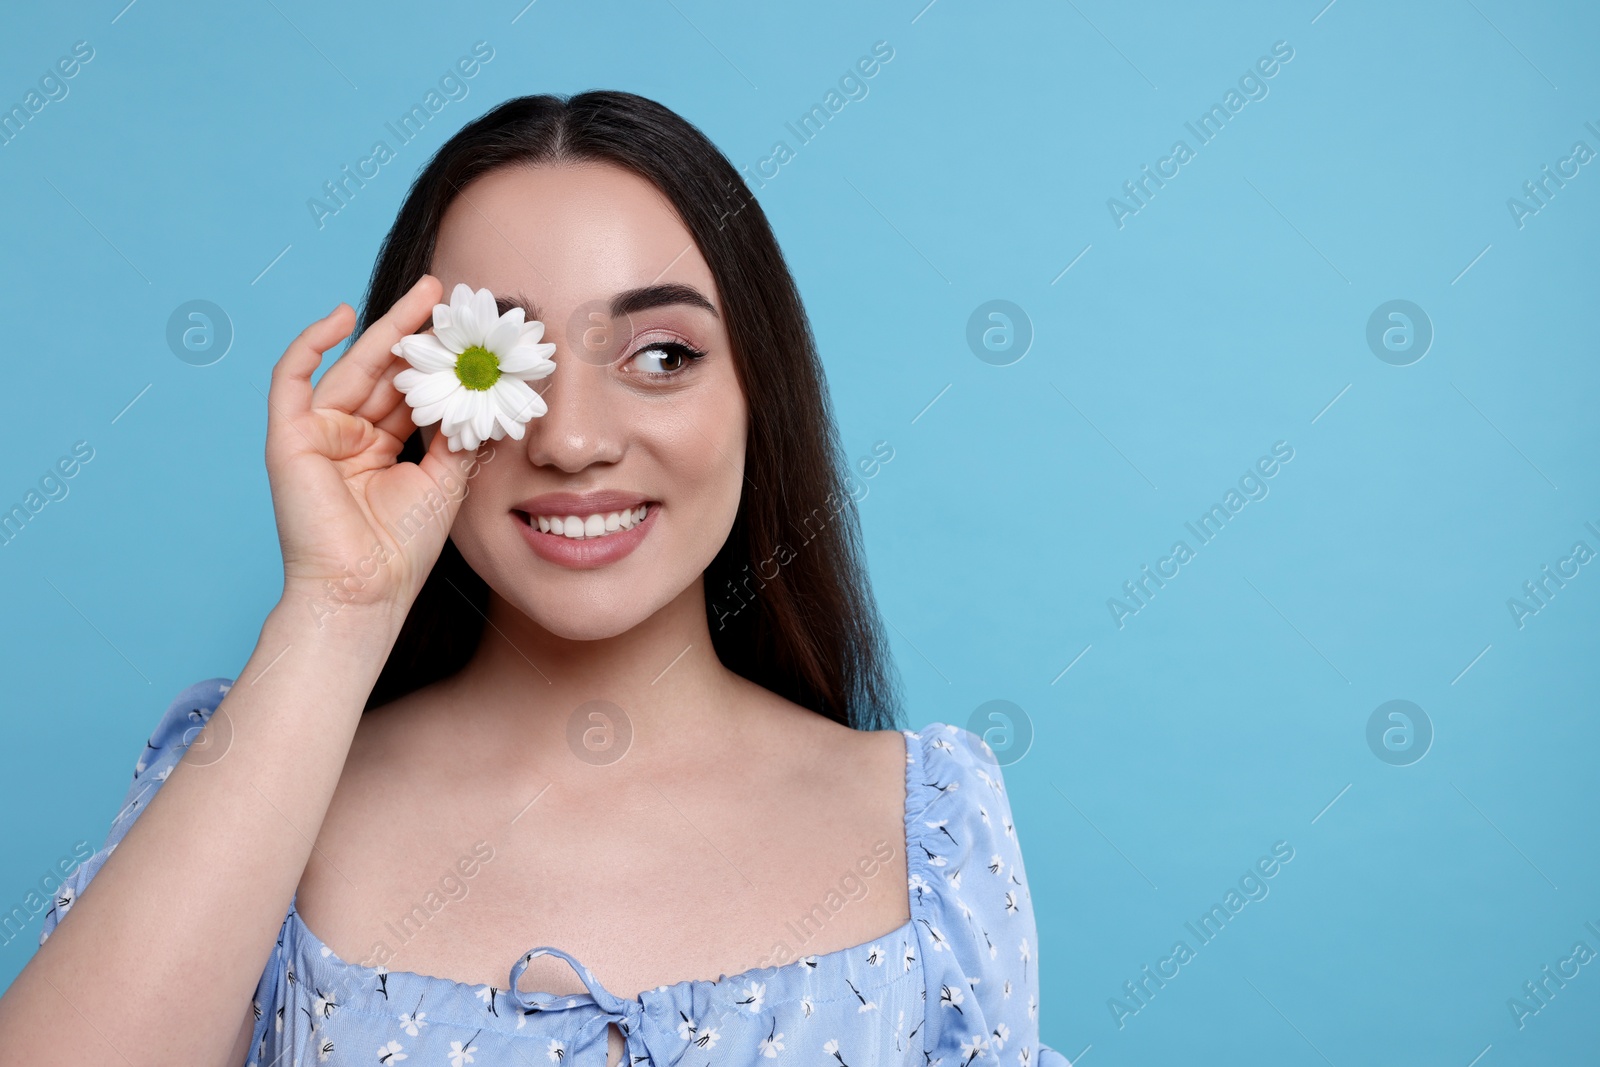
left=658, top=391, right=746, bottom=521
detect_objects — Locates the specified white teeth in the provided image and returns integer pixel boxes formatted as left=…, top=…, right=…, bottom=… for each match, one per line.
left=529, top=505, right=649, bottom=539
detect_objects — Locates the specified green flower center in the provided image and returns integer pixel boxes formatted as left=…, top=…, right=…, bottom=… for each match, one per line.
left=454, top=345, right=501, bottom=390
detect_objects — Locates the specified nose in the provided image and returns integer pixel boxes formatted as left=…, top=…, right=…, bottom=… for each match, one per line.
left=521, top=327, right=624, bottom=473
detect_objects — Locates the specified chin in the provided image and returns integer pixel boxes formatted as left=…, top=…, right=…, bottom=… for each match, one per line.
left=519, top=598, right=658, bottom=642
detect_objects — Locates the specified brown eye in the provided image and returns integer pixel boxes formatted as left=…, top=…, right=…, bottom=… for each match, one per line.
left=626, top=341, right=706, bottom=378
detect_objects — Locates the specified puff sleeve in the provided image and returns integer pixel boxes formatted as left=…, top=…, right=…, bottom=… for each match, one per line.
left=38, top=677, right=237, bottom=945
left=905, top=722, right=1070, bottom=1067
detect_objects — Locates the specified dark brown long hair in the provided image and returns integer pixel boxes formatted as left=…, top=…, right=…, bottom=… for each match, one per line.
left=357, top=91, right=903, bottom=732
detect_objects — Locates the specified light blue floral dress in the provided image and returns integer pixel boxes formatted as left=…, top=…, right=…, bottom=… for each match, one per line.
left=41, top=678, right=1068, bottom=1067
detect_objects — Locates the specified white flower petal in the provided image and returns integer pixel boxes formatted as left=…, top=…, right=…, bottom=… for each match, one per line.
left=484, top=312, right=524, bottom=358
left=449, top=402, right=481, bottom=449
left=433, top=304, right=469, bottom=352
left=449, top=284, right=486, bottom=347
left=397, top=369, right=461, bottom=407
left=470, top=287, right=499, bottom=340
left=471, top=391, right=496, bottom=444
left=491, top=379, right=539, bottom=437
left=438, top=407, right=468, bottom=438
left=394, top=333, right=458, bottom=373
left=499, top=342, right=557, bottom=375
left=414, top=397, right=454, bottom=428
left=509, top=360, right=557, bottom=383
left=434, top=391, right=478, bottom=432
left=517, top=319, right=547, bottom=344
left=513, top=384, right=547, bottom=421
left=438, top=401, right=474, bottom=436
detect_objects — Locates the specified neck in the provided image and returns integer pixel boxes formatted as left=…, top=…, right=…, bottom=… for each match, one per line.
left=448, top=574, right=745, bottom=767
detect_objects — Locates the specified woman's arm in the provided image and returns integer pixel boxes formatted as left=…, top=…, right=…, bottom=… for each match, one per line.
left=0, top=274, right=477, bottom=1064
left=0, top=599, right=403, bottom=1064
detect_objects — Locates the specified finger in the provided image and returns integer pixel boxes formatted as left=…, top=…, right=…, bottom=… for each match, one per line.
left=416, top=420, right=484, bottom=516
left=268, top=304, right=355, bottom=429
left=350, top=355, right=406, bottom=425
left=373, top=388, right=421, bottom=444
left=312, top=274, right=443, bottom=415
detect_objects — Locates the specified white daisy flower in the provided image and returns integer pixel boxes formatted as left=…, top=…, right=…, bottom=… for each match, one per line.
left=391, top=282, right=558, bottom=452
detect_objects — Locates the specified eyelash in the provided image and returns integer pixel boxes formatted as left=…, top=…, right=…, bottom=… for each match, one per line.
left=625, top=340, right=707, bottom=379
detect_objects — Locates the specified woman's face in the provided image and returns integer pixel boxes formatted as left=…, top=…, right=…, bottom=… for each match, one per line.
left=423, top=161, right=748, bottom=640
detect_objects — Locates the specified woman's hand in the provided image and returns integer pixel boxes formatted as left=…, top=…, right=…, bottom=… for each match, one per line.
left=264, top=274, right=481, bottom=623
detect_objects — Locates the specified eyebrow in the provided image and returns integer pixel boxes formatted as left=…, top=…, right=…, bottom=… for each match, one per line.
left=494, top=282, right=718, bottom=322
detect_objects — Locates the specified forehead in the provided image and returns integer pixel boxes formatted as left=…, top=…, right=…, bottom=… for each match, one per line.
left=430, top=161, right=716, bottom=316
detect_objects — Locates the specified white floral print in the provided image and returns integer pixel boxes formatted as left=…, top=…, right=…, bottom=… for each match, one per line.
left=736, top=981, right=766, bottom=1013
left=397, top=996, right=428, bottom=1036
left=448, top=1031, right=481, bottom=1067
left=759, top=1021, right=785, bottom=1058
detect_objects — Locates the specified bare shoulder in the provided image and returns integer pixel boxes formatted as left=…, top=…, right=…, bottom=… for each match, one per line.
left=725, top=675, right=909, bottom=841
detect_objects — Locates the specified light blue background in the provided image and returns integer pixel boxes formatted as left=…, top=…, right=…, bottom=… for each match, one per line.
left=2, top=0, right=1597, bottom=1062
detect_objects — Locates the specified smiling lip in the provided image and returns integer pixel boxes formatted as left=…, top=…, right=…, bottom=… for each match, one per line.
left=511, top=491, right=657, bottom=570
left=513, top=491, right=652, bottom=516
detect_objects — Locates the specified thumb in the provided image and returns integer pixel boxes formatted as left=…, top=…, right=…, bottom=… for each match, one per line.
left=416, top=424, right=489, bottom=524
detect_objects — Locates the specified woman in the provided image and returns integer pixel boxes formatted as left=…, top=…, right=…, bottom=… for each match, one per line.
left=0, top=92, right=1065, bottom=1066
